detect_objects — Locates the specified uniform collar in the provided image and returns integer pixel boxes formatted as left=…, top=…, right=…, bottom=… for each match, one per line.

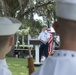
left=53, top=50, right=76, bottom=57
left=0, top=58, right=8, bottom=68
left=42, top=30, right=47, bottom=33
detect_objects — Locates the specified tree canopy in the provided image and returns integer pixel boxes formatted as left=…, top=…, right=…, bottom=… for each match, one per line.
left=0, top=0, right=55, bottom=36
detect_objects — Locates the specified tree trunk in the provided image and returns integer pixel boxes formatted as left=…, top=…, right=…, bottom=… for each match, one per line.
left=0, top=0, right=7, bottom=16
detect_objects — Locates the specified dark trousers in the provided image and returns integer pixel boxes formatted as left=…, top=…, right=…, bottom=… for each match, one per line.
left=39, top=42, right=48, bottom=62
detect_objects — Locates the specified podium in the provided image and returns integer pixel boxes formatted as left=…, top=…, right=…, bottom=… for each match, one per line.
left=29, top=39, right=42, bottom=66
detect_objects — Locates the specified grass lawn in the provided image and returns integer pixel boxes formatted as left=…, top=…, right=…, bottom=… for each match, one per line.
left=6, top=57, right=38, bottom=75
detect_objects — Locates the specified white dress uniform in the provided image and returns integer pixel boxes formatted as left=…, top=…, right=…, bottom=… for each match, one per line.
left=38, top=30, right=50, bottom=62
left=38, top=30, right=50, bottom=42
left=32, top=50, right=76, bottom=75
left=0, top=59, right=12, bottom=75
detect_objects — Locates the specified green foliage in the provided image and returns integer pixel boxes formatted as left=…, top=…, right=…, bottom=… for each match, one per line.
left=21, top=19, right=42, bottom=36
left=5, top=0, right=19, bottom=8
left=29, top=20, right=42, bottom=36
left=21, top=19, right=31, bottom=29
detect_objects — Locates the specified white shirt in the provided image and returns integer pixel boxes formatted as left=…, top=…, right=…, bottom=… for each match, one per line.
left=0, top=59, right=12, bottom=75
left=32, top=50, right=76, bottom=75
left=38, top=30, right=50, bottom=42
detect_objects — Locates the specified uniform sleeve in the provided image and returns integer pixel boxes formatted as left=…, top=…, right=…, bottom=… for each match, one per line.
left=38, top=33, right=41, bottom=40
left=31, top=67, right=41, bottom=75
left=0, top=68, right=12, bottom=75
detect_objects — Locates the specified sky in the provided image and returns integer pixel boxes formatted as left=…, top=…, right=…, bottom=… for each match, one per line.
left=34, top=13, right=43, bottom=21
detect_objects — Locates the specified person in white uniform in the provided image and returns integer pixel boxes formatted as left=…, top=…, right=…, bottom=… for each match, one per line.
left=38, top=25, right=50, bottom=62
left=31, top=0, right=76, bottom=75
left=0, top=17, right=21, bottom=75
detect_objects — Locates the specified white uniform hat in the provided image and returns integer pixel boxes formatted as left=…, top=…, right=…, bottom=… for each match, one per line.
left=42, top=25, right=47, bottom=28
left=0, top=17, right=21, bottom=36
left=56, top=0, right=76, bottom=20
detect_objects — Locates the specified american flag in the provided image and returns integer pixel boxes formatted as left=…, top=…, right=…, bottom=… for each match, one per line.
left=47, top=28, right=53, bottom=55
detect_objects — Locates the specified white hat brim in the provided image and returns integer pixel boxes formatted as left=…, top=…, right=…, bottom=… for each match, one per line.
left=0, top=17, right=21, bottom=36
left=56, top=0, right=76, bottom=20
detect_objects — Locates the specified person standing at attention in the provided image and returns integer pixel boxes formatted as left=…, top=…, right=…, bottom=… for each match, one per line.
left=32, top=0, right=76, bottom=75
left=38, top=25, right=50, bottom=62
left=0, top=17, right=21, bottom=75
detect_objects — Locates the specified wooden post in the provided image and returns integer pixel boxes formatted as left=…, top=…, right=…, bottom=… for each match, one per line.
left=28, top=47, right=35, bottom=75
left=28, top=57, right=35, bottom=75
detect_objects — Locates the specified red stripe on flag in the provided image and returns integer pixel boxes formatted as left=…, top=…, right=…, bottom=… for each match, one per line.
left=47, top=29, right=53, bottom=55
